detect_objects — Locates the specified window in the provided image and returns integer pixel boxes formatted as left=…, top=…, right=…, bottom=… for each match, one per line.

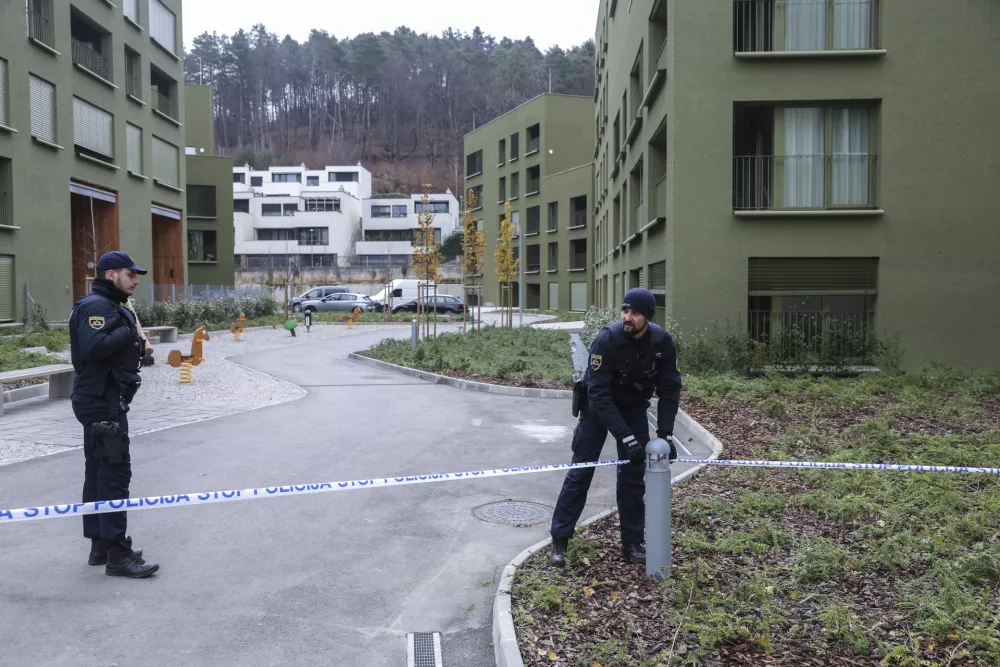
left=328, top=171, right=359, bottom=182
left=0, top=58, right=9, bottom=127
left=0, top=158, right=12, bottom=230
left=273, top=173, right=301, bottom=183
left=250, top=176, right=263, bottom=187
left=188, top=230, right=217, bottom=262
left=29, top=74, right=57, bottom=145
left=233, top=172, right=245, bottom=184
left=304, top=198, right=341, bottom=212
left=570, top=239, right=588, bottom=270
left=510, top=172, right=520, bottom=199
left=649, top=0, right=667, bottom=76
left=73, top=97, right=114, bottom=163
left=733, top=103, right=878, bottom=211
left=150, top=64, right=177, bottom=119
left=71, top=8, right=113, bottom=83
left=187, top=185, right=217, bottom=218
left=498, top=177, right=506, bottom=203
left=256, top=228, right=295, bottom=241
left=648, top=260, right=666, bottom=294
left=510, top=133, right=519, bottom=160
left=466, top=150, right=483, bottom=177
left=0, top=255, right=13, bottom=322
left=364, top=229, right=414, bottom=242
left=151, top=136, right=179, bottom=186
left=26, top=0, right=54, bottom=49
left=306, top=175, right=319, bottom=186
left=298, top=227, right=329, bottom=246
left=526, top=206, right=540, bottom=235
left=629, top=158, right=643, bottom=235
left=415, top=201, right=449, bottom=214
left=570, top=282, right=587, bottom=312
left=470, top=185, right=483, bottom=209
left=149, top=0, right=177, bottom=55
left=234, top=198, right=250, bottom=213
left=629, top=46, right=643, bottom=121
left=526, top=124, right=540, bottom=154
left=547, top=242, right=558, bottom=271
left=392, top=205, right=408, bottom=218
left=547, top=202, right=558, bottom=232
left=124, top=0, right=139, bottom=25
left=126, top=123, right=142, bottom=174
left=548, top=282, right=559, bottom=310
left=613, top=113, right=621, bottom=152
left=511, top=210, right=520, bottom=237
left=570, top=195, right=588, bottom=228
left=734, top=0, right=878, bottom=53
left=371, top=205, right=391, bottom=218
left=261, top=204, right=281, bottom=217
left=498, top=138, right=506, bottom=166
left=125, top=47, right=141, bottom=99
left=526, top=166, right=540, bottom=195
left=283, top=203, right=297, bottom=216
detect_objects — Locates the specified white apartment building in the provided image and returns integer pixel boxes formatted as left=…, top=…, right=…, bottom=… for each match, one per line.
left=233, top=164, right=372, bottom=270
left=355, top=191, right=461, bottom=267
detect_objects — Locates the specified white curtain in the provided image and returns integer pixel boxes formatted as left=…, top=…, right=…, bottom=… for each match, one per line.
left=832, top=107, right=870, bottom=206
left=834, top=0, right=872, bottom=49
left=783, top=107, right=825, bottom=207
left=785, top=0, right=827, bottom=51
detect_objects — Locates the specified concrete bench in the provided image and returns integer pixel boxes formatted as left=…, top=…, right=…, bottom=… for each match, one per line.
left=0, top=364, right=75, bottom=417
left=143, top=326, right=178, bottom=343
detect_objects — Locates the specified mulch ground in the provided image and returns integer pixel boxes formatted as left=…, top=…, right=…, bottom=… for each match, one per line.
left=441, top=369, right=570, bottom=391
left=511, top=382, right=1000, bottom=667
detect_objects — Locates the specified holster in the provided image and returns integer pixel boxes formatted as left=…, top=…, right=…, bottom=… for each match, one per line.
left=92, top=399, right=128, bottom=464
left=571, top=377, right=588, bottom=418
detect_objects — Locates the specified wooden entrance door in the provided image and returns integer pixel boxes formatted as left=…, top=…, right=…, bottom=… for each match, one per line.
left=70, top=190, right=120, bottom=302
left=152, top=209, right=184, bottom=300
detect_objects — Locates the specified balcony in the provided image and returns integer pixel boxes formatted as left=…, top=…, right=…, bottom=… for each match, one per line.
left=27, top=9, right=55, bottom=51
left=645, top=175, right=667, bottom=230
left=733, top=0, right=884, bottom=57
left=155, top=90, right=178, bottom=121
left=733, top=155, right=880, bottom=215
left=356, top=241, right=415, bottom=256
left=0, top=191, right=12, bottom=229
left=72, top=38, right=111, bottom=82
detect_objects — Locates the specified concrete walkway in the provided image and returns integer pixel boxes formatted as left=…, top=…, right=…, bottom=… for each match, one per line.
left=0, top=323, right=714, bottom=667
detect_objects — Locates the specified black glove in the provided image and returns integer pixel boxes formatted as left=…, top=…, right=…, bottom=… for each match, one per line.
left=620, top=434, right=644, bottom=463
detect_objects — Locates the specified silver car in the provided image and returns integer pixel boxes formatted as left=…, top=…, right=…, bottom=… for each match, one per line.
left=300, top=293, right=375, bottom=314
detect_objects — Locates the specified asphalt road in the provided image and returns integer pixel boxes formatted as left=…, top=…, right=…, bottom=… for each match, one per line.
left=0, top=325, right=714, bottom=667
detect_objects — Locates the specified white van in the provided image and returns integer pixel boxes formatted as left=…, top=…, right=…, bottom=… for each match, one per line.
left=369, top=279, right=431, bottom=312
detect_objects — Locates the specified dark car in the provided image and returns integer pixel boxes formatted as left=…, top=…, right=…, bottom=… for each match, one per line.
left=393, top=295, right=465, bottom=314
left=289, top=285, right=349, bottom=312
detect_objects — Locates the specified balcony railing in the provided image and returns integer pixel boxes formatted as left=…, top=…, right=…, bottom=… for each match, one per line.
left=72, top=38, right=111, bottom=81
left=651, top=175, right=667, bottom=222
left=156, top=90, right=178, bottom=120
left=125, top=62, right=140, bottom=98
left=748, top=309, right=875, bottom=361
left=527, top=137, right=540, bottom=154
left=0, top=191, right=11, bottom=227
left=570, top=209, right=587, bottom=228
left=27, top=10, right=53, bottom=48
left=733, top=154, right=877, bottom=211
left=733, top=0, right=878, bottom=53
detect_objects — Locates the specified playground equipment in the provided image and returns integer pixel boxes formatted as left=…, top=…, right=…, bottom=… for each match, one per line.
left=342, top=307, right=362, bottom=329
left=167, top=327, right=210, bottom=384
left=230, top=312, right=246, bottom=342
left=282, top=319, right=297, bottom=337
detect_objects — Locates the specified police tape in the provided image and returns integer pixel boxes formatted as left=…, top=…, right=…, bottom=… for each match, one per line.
left=0, top=459, right=631, bottom=525
left=675, top=458, right=1000, bottom=475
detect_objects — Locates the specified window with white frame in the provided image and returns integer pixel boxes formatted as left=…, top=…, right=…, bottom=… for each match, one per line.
left=304, top=198, right=341, bottom=212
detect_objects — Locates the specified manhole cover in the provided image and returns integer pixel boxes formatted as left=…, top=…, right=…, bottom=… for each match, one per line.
left=473, top=501, right=553, bottom=527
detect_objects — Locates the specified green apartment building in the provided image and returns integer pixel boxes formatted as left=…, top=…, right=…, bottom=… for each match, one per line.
left=463, top=94, right=594, bottom=312
left=184, top=84, right=233, bottom=287
left=0, top=0, right=186, bottom=323
left=594, top=0, right=1000, bottom=369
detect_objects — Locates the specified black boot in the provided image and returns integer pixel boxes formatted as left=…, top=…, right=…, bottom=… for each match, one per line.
left=89, top=536, right=143, bottom=566
left=622, top=544, right=646, bottom=565
left=550, top=537, right=568, bottom=568
left=105, top=539, right=159, bottom=578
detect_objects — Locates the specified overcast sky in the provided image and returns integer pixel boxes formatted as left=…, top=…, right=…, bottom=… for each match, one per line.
left=183, top=0, right=597, bottom=51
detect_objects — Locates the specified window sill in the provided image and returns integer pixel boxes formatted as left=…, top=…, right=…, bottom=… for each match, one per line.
left=734, top=209, right=885, bottom=218
left=154, top=180, right=184, bottom=194
left=188, top=215, right=217, bottom=221
left=546, top=269, right=558, bottom=274
left=32, top=137, right=64, bottom=151
left=627, top=232, right=642, bottom=244
left=640, top=217, right=665, bottom=234
left=640, top=69, right=666, bottom=110
left=568, top=224, right=587, bottom=231
left=124, top=15, right=143, bottom=32
left=509, top=157, right=518, bottom=163
left=153, top=109, right=183, bottom=128
left=508, top=196, right=519, bottom=202
left=465, top=171, right=482, bottom=180
left=74, top=63, right=119, bottom=90
left=127, top=94, right=147, bottom=107
left=617, top=148, right=626, bottom=163
left=497, top=162, right=505, bottom=168
left=100, top=0, right=117, bottom=8
left=734, top=49, right=887, bottom=60
left=128, top=170, right=147, bottom=180
left=525, top=149, right=539, bottom=157
left=526, top=232, right=539, bottom=237
left=625, top=116, right=643, bottom=146
left=29, top=37, right=61, bottom=57
left=497, top=200, right=506, bottom=205
left=150, top=37, right=180, bottom=61
left=525, top=270, right=540, bottom=275
left=76, top=152, right=120, bottom=170
left=526, top=191, right=540, bottom=197
left=547, top=228, right=558, bottom=234
left=568, top=268, right=587, bottom=273
left=0, top=224, right=21, bottom=231
left=471, top=206, right=483, bottom=212
left=0, top=123, right=18, bottom=134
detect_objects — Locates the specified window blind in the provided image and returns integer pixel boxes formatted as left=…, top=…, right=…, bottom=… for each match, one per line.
left=0, top=255, right=13, bottom=322
left=126, top=123, right=142, bottom=174
left=748, top=258, right=878, bottom=295
left=0, top=58, right=9, bottom=127
left=29, top=75, right=56, bottom=143
left=149, top=0, right=176, bottom=54
left=152, top=135, right=179, bottom=185
left=73, top=97, right=114, bottom=159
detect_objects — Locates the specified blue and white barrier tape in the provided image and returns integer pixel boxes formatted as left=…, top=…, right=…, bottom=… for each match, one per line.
left=675, top=459, right=1000, bottom=475
left=0, top=459, right=630, bottom=525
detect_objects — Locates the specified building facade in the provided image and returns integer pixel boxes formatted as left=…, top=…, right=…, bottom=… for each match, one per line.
left=463, top=93, right=594, bottom=311
left=0, top=0, right=186, bottom=322
left=355, top=191, right=460, bottom=268
left=233, top=164, right=371, bottom=272
left=594, top=0, right=1000, bottom=369
left=184, top=84, right=232, bottom=287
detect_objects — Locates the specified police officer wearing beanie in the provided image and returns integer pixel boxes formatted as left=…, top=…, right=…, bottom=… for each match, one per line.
left=549, top=288, right=681, bottom=567
left=69, top=251, right=159, bottom=578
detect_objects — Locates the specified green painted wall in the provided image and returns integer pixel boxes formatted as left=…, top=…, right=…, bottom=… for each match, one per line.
left=183, top=84, right=215, bottom=156
left=463, top=94, right=595, bottom=311
left=596, top=0, right=1000, bottom=370
left=0, top=0, right=185, bottom=322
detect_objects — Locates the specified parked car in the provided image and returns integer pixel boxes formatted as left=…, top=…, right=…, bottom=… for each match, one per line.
left=300, top=293, right=375, bottom=314
left=392, top=295, right=465, bottom=314
left=369, top=279, right=433, bottom=312
left=193, top=289, right=245, bottom=300
left=289, top=286, right=349, bottom=312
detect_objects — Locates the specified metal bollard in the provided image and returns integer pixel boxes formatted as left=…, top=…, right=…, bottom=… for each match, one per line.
left=645, top=437, right=673, bottom=580
left=304, top=311, right=312, bottom=332
left=411, top=319, right=418, bottom=350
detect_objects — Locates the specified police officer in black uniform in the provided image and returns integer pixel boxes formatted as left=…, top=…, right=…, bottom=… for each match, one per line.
left=550, top=288, right=681, bottom=567
left=70, top=251, right=159, bottom=578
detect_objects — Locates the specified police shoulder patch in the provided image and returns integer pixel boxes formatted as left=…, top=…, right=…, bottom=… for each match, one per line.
left=590, top=354, right=603, bottom=371
left=88, top=316, right=105, bottom=330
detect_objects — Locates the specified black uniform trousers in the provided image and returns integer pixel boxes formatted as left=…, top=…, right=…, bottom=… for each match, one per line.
left=550, top=406, right=649, bottom=547
left=73, top=402, right=131, bottom=541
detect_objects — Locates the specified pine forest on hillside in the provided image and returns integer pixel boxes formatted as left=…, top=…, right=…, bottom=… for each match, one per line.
left=184, top=26, right=596, bottom=194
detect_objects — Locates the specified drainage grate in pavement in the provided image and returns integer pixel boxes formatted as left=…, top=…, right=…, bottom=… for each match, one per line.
left=407, top=632, right=442, bottom=667
left=473, top=500, right=553, bottom=527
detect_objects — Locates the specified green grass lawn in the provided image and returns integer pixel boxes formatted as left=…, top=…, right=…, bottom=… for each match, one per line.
left=359, top=326, right=575, bottom=388
left=513, top=368, right=1000, bottom=666
left=0, top=329, right=70, bottom=373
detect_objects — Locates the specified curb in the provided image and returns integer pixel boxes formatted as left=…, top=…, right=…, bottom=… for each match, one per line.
left=1, top=383, right=50, bottom=407
left=346, top=353, right=573, bottom=399
left=491, top=409, right=724, bottom=667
